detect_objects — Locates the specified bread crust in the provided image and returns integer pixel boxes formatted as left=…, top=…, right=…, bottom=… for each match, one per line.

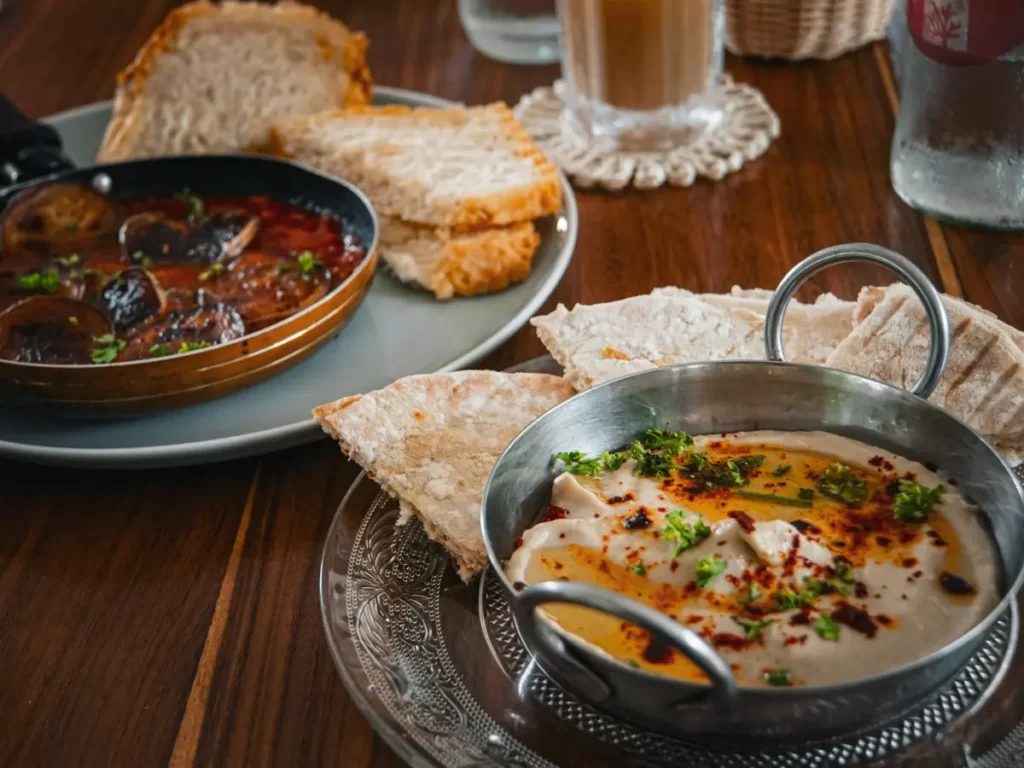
left=98, top=0, right=371, bottom=161
left=379, top=217, right=540, bottom=299
left=269, top=103, right=562, bottom=230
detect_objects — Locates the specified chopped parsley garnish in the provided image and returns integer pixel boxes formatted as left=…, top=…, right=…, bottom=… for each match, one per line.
left=774, top=588, right=801, bottom=611
left=833, top=556, right=856, bottom=584
left=771, top=464, right=791, bottom=477
left=67, top=316, right=78, bottom=326
left=296, top=250, right=322, bottom=279
left=774, top=579, right=829, bottom=611
left=695, top=556, right=727, bottom=588
left=556, top=451, right=621, bottom=476
left=893, top=479, right=945, bottom=522
left=149, top=343, right=170, bottom=357
left=797, top=488, right=815, bottom=501
left=555, top=428, right=695, bottom=479
left=815, top=614, right=841, bottom=641
left=178, top=340, right=212, bottom=354
left=735, top=490, right=812, bottom=508
left=733, top=616, right=773, bottom=641
left=198, top=262, right=226, bottom=281
left=816, top=462, right=868, bottom=506
left=90, top=334, right=126, bottom=364
left=174, top=188, right=205, bottom=220
left=738, top=583, right=763, bottom=607
left=55, top=253, right=81, bottom=267
left=765, top=668, right=792, bottom=687
left=17, top=269, right=60, bottom=293
left=630, top=562, right=647, bottom=577
left=661, top=511, right=711, bottom=557
left=129, top=250, right=155, bottom=269
left=682, top=452, right=764, bottom=489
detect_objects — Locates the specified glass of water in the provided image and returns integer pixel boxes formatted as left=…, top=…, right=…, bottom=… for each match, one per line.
left=458, top=0, right=560, bottom=65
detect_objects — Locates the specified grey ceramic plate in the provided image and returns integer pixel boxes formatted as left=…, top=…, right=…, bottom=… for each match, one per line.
left=0, top=87, right=578, bottom=469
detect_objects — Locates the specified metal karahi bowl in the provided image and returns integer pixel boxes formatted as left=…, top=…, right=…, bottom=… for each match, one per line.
left=481, top=245, right=1024, bottom=741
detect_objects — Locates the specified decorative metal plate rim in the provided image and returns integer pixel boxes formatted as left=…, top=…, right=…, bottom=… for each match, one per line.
left=320, top=469, right=1022, bottom=768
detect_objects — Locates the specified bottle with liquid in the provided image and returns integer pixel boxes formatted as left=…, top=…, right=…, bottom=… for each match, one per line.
left=890, top=0, right=1024, bottom=228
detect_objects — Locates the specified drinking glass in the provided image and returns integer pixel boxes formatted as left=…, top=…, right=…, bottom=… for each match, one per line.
left=458, top=0, right=561, bottom=65
left=557, top=0, right=725, bottom=152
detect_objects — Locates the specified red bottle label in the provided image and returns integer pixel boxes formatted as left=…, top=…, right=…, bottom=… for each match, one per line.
left=908, top=0, right=1024, bottom=64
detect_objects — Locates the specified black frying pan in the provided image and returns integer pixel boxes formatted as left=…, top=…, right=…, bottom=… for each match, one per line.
left=0, top=94, right=380, bottom=413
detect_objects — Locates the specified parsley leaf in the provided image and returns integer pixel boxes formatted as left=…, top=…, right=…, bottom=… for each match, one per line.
left=178, top=340, right=213, bottom=354
left=765, top=668, right=793, bottom=687
left=833, top=556, right=856, bottom=584
left=55, top=253, right=81, bottom=267
left=733, top=616, right=773, bottom=640
left=149, top=343, right=170, bottom=357
left=682, top=452, right=765, bottom=489
left=797, top=488, right=815, bottom=501
left=738, top=583, right=763, bottom=607
left=296, top=250, right=322, bottom=279
left=17, top=269, right=60, bottom=294
left=815, top=614, right=841, bottom=641
left=198, top=262, right=226, bottom=282
left=774, top=588, right=801, bottom=611
left=695, top=556, right=727, bottom=588
left=661, top=511, right=711, bottom=558
left=90, top=334, right=126, bottom=364
left=556, top=451, right=613, bottom=476
left=174, top=188, right=205, bottom=220
left=771, top=464, right=791, bottom=477
left=774, top=578, right=830, bottom=611
left=893, top=479, right=945, bottom=522
left=816, top=462, right=868, bottom=506
left=630, top=562, right=647, bottom=577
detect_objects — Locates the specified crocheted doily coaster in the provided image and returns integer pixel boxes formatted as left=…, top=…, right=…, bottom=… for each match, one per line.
left=514, top=76, right=781, bottom=190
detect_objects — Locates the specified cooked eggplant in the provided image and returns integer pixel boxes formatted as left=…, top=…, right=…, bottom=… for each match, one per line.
left=0, top=296, right=113, bottom=364
left=100, top=266, right=166, bottom=331
left=1, top=183, right=120, bottom=255
left=203, top=251, right=330, bottom=330
left=119, top=210, right=259, bottom=266
left=121, top=303, right=245, bottom=360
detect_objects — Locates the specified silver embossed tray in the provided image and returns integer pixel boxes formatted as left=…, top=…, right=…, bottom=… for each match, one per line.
left=319, top=357, right=1024, bottom=768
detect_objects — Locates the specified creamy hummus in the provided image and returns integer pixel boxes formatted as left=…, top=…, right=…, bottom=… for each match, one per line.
left=506, top=431, right=999, bottom=687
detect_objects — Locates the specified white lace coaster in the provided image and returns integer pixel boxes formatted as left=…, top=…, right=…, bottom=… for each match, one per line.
left=514, top=76, right=781, bottom=190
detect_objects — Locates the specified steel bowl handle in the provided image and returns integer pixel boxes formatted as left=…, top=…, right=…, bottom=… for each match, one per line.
left=764, top=243, right=951, bottom=399
left=516, top=580, right=737, bottom=706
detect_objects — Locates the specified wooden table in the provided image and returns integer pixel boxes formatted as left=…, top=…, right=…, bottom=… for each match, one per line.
left=1, top=1, right=1022, bottom=766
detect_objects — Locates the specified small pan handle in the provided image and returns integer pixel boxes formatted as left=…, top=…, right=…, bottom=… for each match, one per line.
left=0, top=93, right=76, bottom=188
left=764, top=243, right=951, bottom=399
left=516, top=580, right=737, bottom=705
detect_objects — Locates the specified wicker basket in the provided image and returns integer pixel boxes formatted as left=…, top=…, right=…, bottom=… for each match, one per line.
left=725, top=0, right=897, bottom=60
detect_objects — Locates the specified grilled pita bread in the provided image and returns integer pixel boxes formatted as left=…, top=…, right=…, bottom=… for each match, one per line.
left=826, top=284, right=1024, bottom=463
left=531, top=287, right=856, bottom=391
left=313, top=372, right=576, bottom=581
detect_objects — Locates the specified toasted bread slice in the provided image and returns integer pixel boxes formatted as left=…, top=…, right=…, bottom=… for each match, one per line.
left=98, top=1, right=371, bottom=161
left=531, top=288, right=855, bottom=391
left=826, top=284, right=1024, bottom=456
left=270, top=104, right=561, bottom=230
left=314, top=372, right=576, bottom=581
left=379, top=216, right=540, bottom=299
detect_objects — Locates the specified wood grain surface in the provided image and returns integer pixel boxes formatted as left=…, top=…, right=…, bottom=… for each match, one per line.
left=0, top=1, right=1021, bottom=766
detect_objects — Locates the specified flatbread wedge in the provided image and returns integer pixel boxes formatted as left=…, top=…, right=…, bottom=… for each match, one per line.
left=98, top=0, right=371, bottom=161
left=531, top=287, right=855, bottom=391
left=826, top=284, right=1024, bottom=463
left=314, top=372, right=576, bottom=581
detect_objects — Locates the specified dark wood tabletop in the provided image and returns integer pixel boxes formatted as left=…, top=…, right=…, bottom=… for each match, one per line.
left=1, top=1, right=1022, bottom=766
